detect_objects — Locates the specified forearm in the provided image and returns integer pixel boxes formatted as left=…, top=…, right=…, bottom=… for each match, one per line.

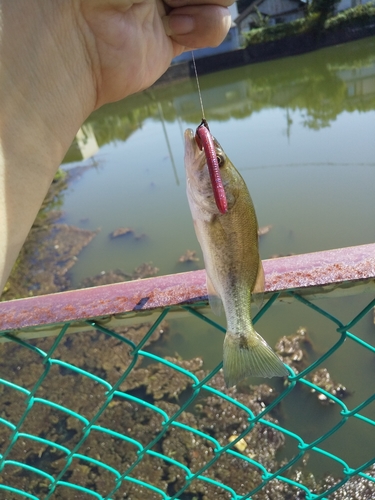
left=0, top=109, right=80, bottom=294
left=0, top=2, right=96, bottom=293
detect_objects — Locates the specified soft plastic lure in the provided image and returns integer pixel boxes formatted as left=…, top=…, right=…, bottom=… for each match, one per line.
left=195, top=119, right=228, bottom=214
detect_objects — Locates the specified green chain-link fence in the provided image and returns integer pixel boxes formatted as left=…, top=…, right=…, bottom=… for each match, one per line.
left=1, top=283, right=375, bottom=499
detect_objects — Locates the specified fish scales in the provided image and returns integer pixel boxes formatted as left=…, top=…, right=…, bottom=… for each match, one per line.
left=184, top=128, right=288, bottom=387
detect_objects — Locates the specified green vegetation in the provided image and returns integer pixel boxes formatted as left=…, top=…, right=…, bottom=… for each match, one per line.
left=245, top=13, right=319, bottom=45
left=326, top=2, right=375, bottom=30
left=252, top=6, right=270, bottom=29
left=245, top=3, right=375, bottom=46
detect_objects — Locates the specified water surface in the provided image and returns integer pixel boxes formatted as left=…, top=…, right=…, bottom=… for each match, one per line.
left=62, top=36, right=375, bottom=478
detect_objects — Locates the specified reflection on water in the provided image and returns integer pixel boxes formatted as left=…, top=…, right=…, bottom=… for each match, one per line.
left=63, top=36, right=375, bottom=282
left=61, top=36, right=375, bottom=477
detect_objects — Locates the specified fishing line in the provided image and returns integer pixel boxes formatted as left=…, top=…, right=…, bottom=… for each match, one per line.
left=191, top=52, right=227, bottom=213
left=191, top=51, right=206, bottom=119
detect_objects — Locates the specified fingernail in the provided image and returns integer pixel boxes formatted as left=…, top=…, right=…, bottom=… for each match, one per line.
left=163, top=15, right=195, bottom=36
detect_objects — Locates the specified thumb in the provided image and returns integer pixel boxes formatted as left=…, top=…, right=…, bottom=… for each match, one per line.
left=162, top=5, right=231, bottom=49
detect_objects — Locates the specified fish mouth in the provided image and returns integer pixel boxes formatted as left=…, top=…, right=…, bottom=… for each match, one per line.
left=184, top=129, right=203, bottom=167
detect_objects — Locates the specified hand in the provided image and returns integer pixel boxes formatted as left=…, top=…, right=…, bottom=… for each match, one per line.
left=0, top=0, right=233, bottom=293
left=3, top=0, right=233, bottom=126
left=78, top=0, right=233, bottom=107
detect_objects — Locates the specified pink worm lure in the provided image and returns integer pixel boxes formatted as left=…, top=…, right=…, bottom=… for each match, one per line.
left=195, top=120, right=228, bottom=214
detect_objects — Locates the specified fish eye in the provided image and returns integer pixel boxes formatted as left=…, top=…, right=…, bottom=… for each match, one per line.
left=216, top=154, right=225, bottom=167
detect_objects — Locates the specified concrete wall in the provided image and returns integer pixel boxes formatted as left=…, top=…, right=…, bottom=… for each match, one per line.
left=155, top=21, right=375, bottom=87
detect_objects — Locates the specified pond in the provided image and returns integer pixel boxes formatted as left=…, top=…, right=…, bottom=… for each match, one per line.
left=61, top=36, right=375, bottom=478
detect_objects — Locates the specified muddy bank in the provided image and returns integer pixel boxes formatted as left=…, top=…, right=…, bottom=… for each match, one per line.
left=0, top=323, right=373, bottom=499
left=80, top=262, right=160, bottom=288
left=1, top=165, right=160, bottom=301
left=2, top=215, right=98, bottom=300
left=1, top=168, right=99, bottom=301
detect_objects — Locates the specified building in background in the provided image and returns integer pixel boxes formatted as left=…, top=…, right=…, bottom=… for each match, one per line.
left=334, top=0, right=373, bottom=13
left=172, top=0, right=374, bottom=64
left=235, top=0, right=373, bottom=34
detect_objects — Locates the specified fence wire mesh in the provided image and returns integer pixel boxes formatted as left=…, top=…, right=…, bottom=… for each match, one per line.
left=0, top=288, right=375, bottom=499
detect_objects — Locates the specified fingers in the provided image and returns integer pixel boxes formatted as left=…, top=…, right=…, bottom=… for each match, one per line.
left=162, top=4, right=232, bottom=48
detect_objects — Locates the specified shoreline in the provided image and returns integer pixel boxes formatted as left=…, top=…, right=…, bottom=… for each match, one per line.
left=154, top=21, right=375, bottom=86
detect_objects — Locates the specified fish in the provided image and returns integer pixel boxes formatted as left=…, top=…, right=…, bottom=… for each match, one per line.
left=184, top=128, right=288, bottom=387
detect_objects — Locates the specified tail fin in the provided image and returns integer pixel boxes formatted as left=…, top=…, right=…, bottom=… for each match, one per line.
left=223, top=330, right=288, bottom=387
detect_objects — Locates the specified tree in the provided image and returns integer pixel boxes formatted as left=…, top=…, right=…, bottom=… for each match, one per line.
left=253, top=6, right=269, bottom=28
left=309, top=0, right=340, bottom=18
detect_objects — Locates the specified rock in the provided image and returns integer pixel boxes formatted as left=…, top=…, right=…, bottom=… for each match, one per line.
left=109, top=227, right=134, bottom=238
left=178, top=250, right=200, bottom=263
left=275, top=327, right=312, bottom=373
left=132, top=262, right=159, bottom=279
left=308, top=368, right=349, bottom=404
left=258, top=224, right=273, bottom=236
left=80, top=269, right=132, bottom=288
left=228, top=435, right=247, bottom=452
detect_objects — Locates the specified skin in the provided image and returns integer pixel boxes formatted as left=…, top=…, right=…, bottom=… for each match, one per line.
left=0, top=0, right=233, bottom=293
left=185, top=129, right=288, bottom=386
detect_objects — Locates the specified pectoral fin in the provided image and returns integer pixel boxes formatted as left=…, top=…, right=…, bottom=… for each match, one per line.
left=206, top=273, right=223, bottom=316
left=253, top=258, right=265, bottom=294
left=252, top=258, right=265, bottom=309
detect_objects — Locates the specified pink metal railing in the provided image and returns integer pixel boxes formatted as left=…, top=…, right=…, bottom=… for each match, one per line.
left=1, top=243, right=375, bottom=337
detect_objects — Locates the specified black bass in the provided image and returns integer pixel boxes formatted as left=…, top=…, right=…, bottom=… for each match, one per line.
left=184, top=128, right=288, bottom=387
